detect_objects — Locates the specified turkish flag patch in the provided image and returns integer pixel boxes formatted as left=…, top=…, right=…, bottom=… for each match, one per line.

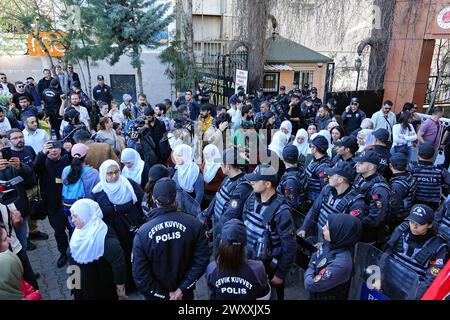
left=372, top=194, right=380, bottom=200
left=350, top=209, right=360, bottom=217
left=319, top=171, right=326, bottom=178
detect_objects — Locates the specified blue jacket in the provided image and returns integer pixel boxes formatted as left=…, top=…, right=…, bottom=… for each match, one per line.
left=172, top=170, right=205, bottom=206
left=132, top=207, right=209, bottom=300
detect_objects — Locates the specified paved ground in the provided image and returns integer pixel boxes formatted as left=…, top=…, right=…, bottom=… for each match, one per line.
left=28, top=219, right=308, bottom=300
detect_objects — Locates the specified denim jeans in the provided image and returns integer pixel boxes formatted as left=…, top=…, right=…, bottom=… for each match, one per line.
left=14, top=217, right=28, bottom=250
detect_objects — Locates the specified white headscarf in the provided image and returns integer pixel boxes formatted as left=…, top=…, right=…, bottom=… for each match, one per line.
left=202, top=144, right=221, bottom=184
left=269, top=131, right=287, bottom=160
left=0, top=117, right=11, bottom=134
left=318, top=129, right=333, bottom=158
left=280, top=120, right=293, bottom=139
left=293, top=129, right=309, bottom=156
left=69, top=199, right=108, bottom=264
left=92, top=160, right=138, bottom=205
left=358, top=129, right=374, bottom=153
left=173, top=144, right=200, bottom=193
left=120, top=148, right=145, bottom=185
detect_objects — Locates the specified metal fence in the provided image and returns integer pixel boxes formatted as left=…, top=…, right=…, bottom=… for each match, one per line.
left=425, top=75, right=450, bottom=106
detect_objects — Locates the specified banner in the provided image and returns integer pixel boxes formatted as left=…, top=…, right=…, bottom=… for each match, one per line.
left=27, top=32, right=66, bottom=57
left=0, top=33, right=28, bottom=55
left=235, top=69, right=248, bottom=94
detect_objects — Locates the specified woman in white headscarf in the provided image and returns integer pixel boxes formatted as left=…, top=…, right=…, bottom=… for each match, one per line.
left=280, top=120, right=294, bottom=143
left=268, top=131, right=287, bottom=160
left=120, top=148, right=146, bottom=187
left=357, top=129, right=375, bottom=154
left=292, top=128, right=309, bottom=166
left=201, top=145, right=224, bottom=209
left=172, top=144, right=204, bottom=205
left=68, top=199, right=127, bottom=300
left=92, top=160, right=144, bottom=287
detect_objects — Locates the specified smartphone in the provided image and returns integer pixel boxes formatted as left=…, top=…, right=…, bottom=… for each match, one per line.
left=1, top=147, right=12, bottom=160
left=50, top=141, right=62, bottom=149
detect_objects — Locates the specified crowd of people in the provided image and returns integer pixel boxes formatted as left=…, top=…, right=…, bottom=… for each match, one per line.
left=0, top=69, right=449, bottom=301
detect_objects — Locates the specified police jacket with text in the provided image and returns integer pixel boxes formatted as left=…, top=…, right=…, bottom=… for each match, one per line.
left=242, top=193, right=297, bottom=280
left=301, top=103, right=318, bottom=126
left=301, top=185, right=365, bottom=235
left=372, top=145, right=390, bottom=176
left=389, top=172, right=417, bottom=223
left=306, top=155, right=334, bottom=201
left=304, top=243, right=352, bottom=300
left=205, top=259, right=270, bottom=300
left=435, top=196, right=450, bottom=242
left=409, top=160, right=450, bottom=205
left=353, top=173, right=390, bottom=243
left=132, top=207, right=209, bottom=300
left=384, top=222, right=448, bottom=298
left=42, top=87, right=62, bottom=115
left=277, top=167, right=308, bottom=215
left=342, top=109, right=366, bottom=135
left=331, top=154, right=356, bottom=170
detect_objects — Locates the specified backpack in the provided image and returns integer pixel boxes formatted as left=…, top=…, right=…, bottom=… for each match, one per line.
left=62, top=166, right=92, bottom=223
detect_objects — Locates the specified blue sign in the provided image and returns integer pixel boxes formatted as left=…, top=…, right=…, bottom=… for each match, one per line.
left=360, top=282, right=389, bottom=300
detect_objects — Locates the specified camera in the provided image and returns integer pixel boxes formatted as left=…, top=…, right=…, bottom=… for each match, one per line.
left=127, top=117, right=147, bottom=139
left=173, top=116, right=193, bottom=130
left=0, top=176, right=24, bottom=205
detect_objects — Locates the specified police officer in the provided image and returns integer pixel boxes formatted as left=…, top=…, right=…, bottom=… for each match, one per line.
left=371, top=128, right=391, bottom=177
left=194, top=79, right=209, bottom=104
left=242, top=164, right=297, bottom=300
left=299, top=161, right=365, bottom=243
left=205, top=219, right=271, bottom=300
left=353, top=151, right=391, bottom=246
left=62, top=107, right=86, bottom=144
left=304, top=214, right=362, bottom=300
left=384, top=204, right=448, bottom=298
left=435, top=195, right=450, bottom=242
left=310, top=87, right=322, bottom=109
left=388, top=153, right=417, bottom=231
left=277, top=145, right=308, bottom=228
left=409, top=143, right=450, bottom=211
left=42, top=78, right=63, bottom=140
left=202, top=148, right=253, bottom=254
left=276, top=85, right=289, bottom=105
left=132, top=178, right=209, bottom=300
left=288, top=80, right=300, bottom=99
left=301, top=96, right=318, bottom=128
left=342, top=97, right=367, bottom=136
left=92, top=75, right=112, bottom=106
left=253, top=88, right=265, bottom=111
left=332, top=136, right=358, bottom=168
left=306, top=135, right=334, bottom=204
left=301, top=83, right=310, bottom=101
left=287, top=94, right=303, bottom=133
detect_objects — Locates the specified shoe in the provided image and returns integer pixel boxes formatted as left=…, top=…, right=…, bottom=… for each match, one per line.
left=27, top=241, right=37, bottom=251
left=29, top=231, right=49, bottom=241
left=57, top=254, right=67, bottom=268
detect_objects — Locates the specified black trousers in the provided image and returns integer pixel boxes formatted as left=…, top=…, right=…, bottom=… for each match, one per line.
left=47, top=206, right=69, bottom=256
left=17, top=249, right=39, bottom=290
left=443, top=144, right=450, bottom=169
left=48, top=114, right=62, bottom=140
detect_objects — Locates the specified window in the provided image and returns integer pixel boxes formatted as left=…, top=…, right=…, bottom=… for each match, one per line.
left=294, top=71, right=314, bottom=88
left=110, top=75, right=136, bottom=102
left=263, top=73, right=279, bottom=93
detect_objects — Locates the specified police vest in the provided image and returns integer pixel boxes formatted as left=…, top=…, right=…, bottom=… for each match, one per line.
left=306, top=156, right=333, bottom=201
left=440, top=206, right=450, bottom=242
left=354, top=174, right=390, bottom=210
left=243, top=194, right=288, bottom=259
left=311, top=248, right=350, bottom=300
left=213, top=175, right=250, bottom=225
left=387, top=222, right=447, bottom=277
left=410, top=162, right=443, bottom=204
left=277, top=169, right=307, bottom=212
left=389, top=173, right=417, bottom=220
left=209, top=263, right=262, bottom=300
left=319, top=186, right=365, bottom=230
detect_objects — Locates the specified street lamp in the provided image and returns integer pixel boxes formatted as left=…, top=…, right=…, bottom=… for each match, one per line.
left=355, top=56, right=362, bottom=92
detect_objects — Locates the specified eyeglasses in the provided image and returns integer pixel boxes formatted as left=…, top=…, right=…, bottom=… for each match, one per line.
left=17, top=85, right=24, bottom=88
left=351, top=103, right=359, bottom=106
left=311, top=91, right=317, bottom=94
left=106, top=170, right=120, bottom=176
left=384, top=108, right=391, bottom=111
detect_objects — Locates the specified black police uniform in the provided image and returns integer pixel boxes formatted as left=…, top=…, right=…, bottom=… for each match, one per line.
left=206, top=260, right=270, bottom=300
left=301, top=102, right=318, bottom=128
left=384, top=222, right=448, bottom=298
left=331, top=154, right=356, bottom=168
left=353, top=173, right=390, bottom=245
left=301, top=185, right=365, bottom=240
left=92, top=84, right=112, bottom=106
left=42, top=86, right=63, bottom=139
left=306, top=155, right=334, bottom=203
left=435, top=197, right=450, bottom=242
left=389, top=172, right=417, bottom=229
left=409, top=160, right=450, bottom=210
left=253, top=95, right=266, bottom=111
left=311, top=97, right=322, bottom=109
left=373, top=145, right=391, bottom=177
left=242, top=193, right=297, bottom=300
left=132, top=207, right=210, bottom=300
left=342, top=109, right=367, bottom=135
left=276, top=167, right=308, bottom=228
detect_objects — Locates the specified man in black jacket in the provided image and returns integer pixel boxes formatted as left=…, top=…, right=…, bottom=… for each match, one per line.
left=33, top=141, right=71, bottom=267
left=143, top=108, right=167, bottom=163
left=132, top=178, right=209, bottom=300
left=37, top=69, right=54, bottom=101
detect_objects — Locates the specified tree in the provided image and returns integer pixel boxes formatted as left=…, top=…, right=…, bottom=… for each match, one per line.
left=101, top=0, right=174, bottom=94
left=428, top=39, right=450, bottom=114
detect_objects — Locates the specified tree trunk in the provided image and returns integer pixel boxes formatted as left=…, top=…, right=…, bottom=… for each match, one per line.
left=137, top=62, right=144, bottom=95
left=36, top=35, right=56, bottom=74
left=243, top=0, right=271, bottom=92
left=181, top=0, right=195, bottom=88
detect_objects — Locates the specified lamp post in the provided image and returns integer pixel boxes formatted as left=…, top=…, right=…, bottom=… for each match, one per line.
left=355, top=56, right=362, bottom=92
